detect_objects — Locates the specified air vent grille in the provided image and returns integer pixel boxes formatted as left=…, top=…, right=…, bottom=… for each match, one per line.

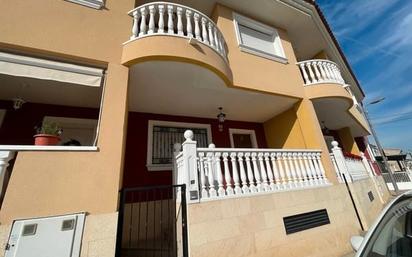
left=283, top=209, right=330, bottom=234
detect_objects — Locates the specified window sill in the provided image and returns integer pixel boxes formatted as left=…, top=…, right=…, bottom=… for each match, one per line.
left=65, top=0, right=104, bottom=9
left=147, top=164, right=173, bottom=171
left=239, top=46, right=288, bottom=64
left=0, top=145, right=99, bottom=152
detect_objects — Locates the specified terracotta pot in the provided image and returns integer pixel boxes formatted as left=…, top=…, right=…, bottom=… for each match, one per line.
left=33, top=134, right=61, bottom=146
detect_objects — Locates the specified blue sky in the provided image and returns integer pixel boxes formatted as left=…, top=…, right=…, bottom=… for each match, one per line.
left=317, top=0, right=412, bottom=152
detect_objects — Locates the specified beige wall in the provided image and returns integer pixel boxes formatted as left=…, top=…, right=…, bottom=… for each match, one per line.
left=0, top=63, right=129, bottom=224
left=188, top=185, right=363, bottom=257
left=338, top=127, right=361, bottom=155
left=349, top=178, right=387, bottom=230
left=264, top=107, right=306, bottom=149
left=0, top=0, right=134, bottom=64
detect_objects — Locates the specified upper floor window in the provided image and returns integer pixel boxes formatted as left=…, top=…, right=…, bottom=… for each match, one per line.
left=233, top=13, right=287, bottom=63
left=65, top=0, right=104, bottom=9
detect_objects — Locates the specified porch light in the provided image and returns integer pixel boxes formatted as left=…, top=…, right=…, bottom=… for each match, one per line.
left=321, top=121, right=330, bottom=134
left=217, top=107, right=226, bottom=132
left=12, top=97, right=25, bottom=110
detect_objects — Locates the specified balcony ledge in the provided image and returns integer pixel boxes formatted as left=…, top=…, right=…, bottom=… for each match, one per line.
left=0, top=145, right=99, bottom=152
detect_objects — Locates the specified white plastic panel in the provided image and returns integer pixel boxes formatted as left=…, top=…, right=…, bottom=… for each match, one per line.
left=5, top=213, right=85, bottom=257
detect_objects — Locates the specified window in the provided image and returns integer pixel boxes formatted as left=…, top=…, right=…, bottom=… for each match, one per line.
left=233, top=13, right=287, bottom=63
left=147, top=120, right=212, bottom=171
left=65, top=0, right=104, bottom=9
left=229, top=129, right=258, bottom=148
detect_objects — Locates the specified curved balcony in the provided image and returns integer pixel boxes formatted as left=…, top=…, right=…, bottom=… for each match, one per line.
left=298, top=59, right=345, bottom=86
left=122, top=2, right=232, bottom=87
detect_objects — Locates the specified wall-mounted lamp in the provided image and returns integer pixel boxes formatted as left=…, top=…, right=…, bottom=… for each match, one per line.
left=12, top=97, right=25, bottom=110
left=321, top=121, right=330, bottom=134
left=217, top=107, right=226, bottom=132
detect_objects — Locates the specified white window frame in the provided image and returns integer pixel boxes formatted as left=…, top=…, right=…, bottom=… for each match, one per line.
left=147, top=120, right=213, bottom=171
left=233, top=12, right=287, bottom=63
left=65, top=0, right=104, bottom=9
left=229, top=128, right=258, bottom=148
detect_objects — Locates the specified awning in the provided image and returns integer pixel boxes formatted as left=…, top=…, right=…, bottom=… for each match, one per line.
left=0, top=52, right=104, bottom=87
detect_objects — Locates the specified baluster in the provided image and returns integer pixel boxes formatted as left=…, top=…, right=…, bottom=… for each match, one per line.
left=265, top=153, right=276, bottom=191
left=299, top=64, right=310, bottom=85
left=206, top=152, right=217, bottom=197
left=208, top=22, right=215, bottom=48
left=245, top=153, right=257, bottom=193
left=251, top=153, right=262, bottom=192
left=237, top=153, right=249, bottom=193
left=322, top=62, right=331, bottom=81
left=317, top=61, right=327, bottom=81
left=130, top=10, right=140, bottom=39
left=331, top=65, right=339, bottom=82
left=305, top=62, right=317, bottom=83
left=327, top=63, right=336, bottom=81
left=303, top=153, right=314, bottom=185
left=297, top=153, right=308, bottom=186
left=214, top=152, right=225, bottom=196
left=293, top=153, right=304, bottom=186
left=312, top=62, right=322, bottom=82
left=213, top=27, right=219, bottom=50
left=139, top=7, right=147, bottom=36
left=223, top=153, right=234, bottom=195
left=230, top=153, right=242, bottom=194
left=316, top=153, right=328, bottom=183
left=157, top=5, right=165, bottom=33
left=277, top=153, right=287, bottom=188
left=258, top=153, right=270, bottom=191
left=167, top=5, right=174, bottom=34
left=309, top=153, right=321, bottom=184
left=287, top=153, right=298, bottom=187
left=270, top=153, right=281, bottom=189
left=282, top=153, right=293, bottom=188
left=185, top=9, right=193, bottom=37
left=201, top=18, right=209, bottom=44
left=198, top=152, right=208, bottom=198
left=148, top=5, right=156, bottom=34
left=176, top=7, right=184, bottom=36
left=193, top=13, right=201, bottom=40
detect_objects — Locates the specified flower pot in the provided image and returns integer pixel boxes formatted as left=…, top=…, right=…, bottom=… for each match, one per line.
left=33, top=134, right=61, bottom=146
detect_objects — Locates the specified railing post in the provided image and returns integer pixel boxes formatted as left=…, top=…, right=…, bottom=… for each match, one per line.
left=0, top=151, right=15, bottom=197
left=360, top=152, right=374, bottom=178
left=331, top=141, right=352, bottom=183
left=173, top=143, right=182, bottom=185
left=181, top=130, right=199, bottom=202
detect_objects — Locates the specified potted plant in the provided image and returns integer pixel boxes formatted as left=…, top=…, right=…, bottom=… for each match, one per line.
left=33, top=122, right=63, bottom=146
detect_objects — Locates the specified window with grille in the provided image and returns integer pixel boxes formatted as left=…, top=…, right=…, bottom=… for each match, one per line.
left=147, top=121, right=212, bottom=171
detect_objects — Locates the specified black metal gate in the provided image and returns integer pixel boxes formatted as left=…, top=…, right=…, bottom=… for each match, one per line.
left=116, top=184, right=188, bottom=257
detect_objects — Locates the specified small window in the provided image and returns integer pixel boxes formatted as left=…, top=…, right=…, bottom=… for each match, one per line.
left=233, top=13, right=287, bottom=63
left=65, top=0, right=104, bottom=9
left=147, top=121, right=212, bottom=171
left=61, top=219, right=76, bottom=231
left=22, top=224, right=37, bottom=236
left=229, top=129, right=258, bottom=148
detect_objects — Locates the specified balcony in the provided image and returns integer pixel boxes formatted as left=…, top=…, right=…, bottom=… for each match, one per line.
left=122, top=2, right=232, bottom=86
left=298, top=59, right=345, bottom=86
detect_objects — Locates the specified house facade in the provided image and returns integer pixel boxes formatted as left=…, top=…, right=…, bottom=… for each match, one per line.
left=0, top=0, right=391, bottom=257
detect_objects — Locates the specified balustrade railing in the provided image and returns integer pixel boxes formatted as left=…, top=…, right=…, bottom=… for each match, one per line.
left=297, top=59, right=345, bottom=86
left=127, top=2, right=228, bottom=60
left=173, top=130, right=329, bottom=202
left=330, top=141, right=371, bottom=183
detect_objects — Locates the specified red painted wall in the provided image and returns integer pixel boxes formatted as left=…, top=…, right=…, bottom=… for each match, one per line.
left=123, top=112, right=268, bottom=188
left=0, top=100, right=99, bottom=145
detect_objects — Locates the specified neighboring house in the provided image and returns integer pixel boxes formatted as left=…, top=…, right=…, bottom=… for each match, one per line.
left=0, top=1, right=391, bottom=257
left=369, top=145, right=408, bottom=173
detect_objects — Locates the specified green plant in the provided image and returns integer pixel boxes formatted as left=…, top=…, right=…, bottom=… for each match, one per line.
left=35, top=121, right=63, bottom=136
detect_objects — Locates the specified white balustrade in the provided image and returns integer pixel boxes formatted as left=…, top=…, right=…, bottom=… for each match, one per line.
left=297, top=60, right=345, bottom=86
left=330, top=141, right=370, bottom=183
left=0, top=151, right=15, bottom=200
left=173, top=130, right=330, bottom=202
left=127, top=2, right=228, bottom=61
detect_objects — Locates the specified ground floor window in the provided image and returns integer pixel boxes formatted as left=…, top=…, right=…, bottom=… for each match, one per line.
left=147, top=120, right=212, bottom=171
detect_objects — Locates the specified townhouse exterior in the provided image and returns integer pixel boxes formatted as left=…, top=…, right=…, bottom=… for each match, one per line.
left=0, top=0, right=392, bottom=257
